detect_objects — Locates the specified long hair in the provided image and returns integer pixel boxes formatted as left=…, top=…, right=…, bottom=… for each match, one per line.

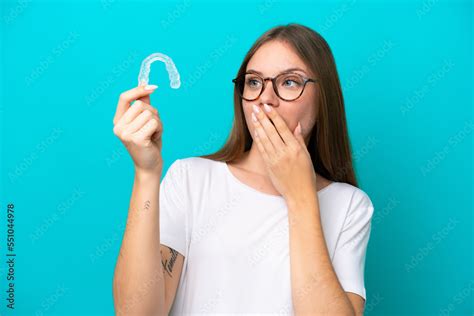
left=199, top=23, right=358, bottom=187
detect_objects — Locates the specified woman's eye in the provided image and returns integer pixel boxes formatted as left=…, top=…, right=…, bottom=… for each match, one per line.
left=247, top=79, right=261, bottom=87
left=283, top=79, right=301, bottom=87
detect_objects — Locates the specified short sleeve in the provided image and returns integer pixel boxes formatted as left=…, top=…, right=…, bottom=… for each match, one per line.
left=159, top=159, right=189, bottom=257
left=331, top=189, right=374, bottom=301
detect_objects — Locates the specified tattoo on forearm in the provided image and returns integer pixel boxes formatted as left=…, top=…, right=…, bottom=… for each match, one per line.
left=144, top=200, right=151, bottom=211
left=161, top=248, right=178, bottom=277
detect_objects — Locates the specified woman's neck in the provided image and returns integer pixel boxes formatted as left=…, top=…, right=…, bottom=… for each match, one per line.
left=237, top=145, right=269, bottom=179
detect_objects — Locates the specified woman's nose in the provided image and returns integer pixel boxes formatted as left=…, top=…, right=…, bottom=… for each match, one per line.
left=258, top=80, right=279, bottom=105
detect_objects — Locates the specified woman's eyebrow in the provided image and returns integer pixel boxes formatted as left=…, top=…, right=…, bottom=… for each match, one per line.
left=247, top=67, right=308, bottom=76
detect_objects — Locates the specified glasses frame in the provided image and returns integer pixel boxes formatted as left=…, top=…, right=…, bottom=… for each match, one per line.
left=232, top=71, right=318, bottom=102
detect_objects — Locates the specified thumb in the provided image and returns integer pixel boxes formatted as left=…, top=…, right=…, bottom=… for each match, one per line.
left=137, top=93, right=151, bottom=104
left=137, top=84, right=158, bottom=104
left=293, top=121, right=305, bottom=147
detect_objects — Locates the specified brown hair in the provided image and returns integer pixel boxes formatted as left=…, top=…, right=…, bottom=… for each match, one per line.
left=199, top=23, right=358, bottom=187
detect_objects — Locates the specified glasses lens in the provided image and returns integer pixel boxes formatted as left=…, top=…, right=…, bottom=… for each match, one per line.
left=235, top=73, right=308, bottom=101
left=242, top=74, right=263, bottom=100
left=275, top=73, right=305, bottom=101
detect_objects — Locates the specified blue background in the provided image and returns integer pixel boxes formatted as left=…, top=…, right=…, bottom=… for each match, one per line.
left=1, top=0, right=472, bottom=315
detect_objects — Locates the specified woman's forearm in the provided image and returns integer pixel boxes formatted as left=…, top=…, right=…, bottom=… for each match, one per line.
left=113, top=171, right=166, bottom=316
left=287, top=194, right=355, bottom=315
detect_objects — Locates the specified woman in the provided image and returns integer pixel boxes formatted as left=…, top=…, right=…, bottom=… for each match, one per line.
left=112, top=23, right=374, bottom=315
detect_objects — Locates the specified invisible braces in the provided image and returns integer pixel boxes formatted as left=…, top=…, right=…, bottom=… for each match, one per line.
left=137, top=52, right=181, bottom=89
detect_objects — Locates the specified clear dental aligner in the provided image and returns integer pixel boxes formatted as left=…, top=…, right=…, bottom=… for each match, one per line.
left=137, top=52, right=181, bottom=89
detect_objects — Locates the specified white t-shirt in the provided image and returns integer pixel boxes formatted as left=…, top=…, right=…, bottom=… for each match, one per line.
left=159, top=157, right=374, bottom=315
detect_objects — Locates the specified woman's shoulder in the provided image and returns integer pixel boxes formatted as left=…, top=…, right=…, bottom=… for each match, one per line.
left=172, top=156, right=219, bottom=169
left=327, top=182, right=374, bottom=214
left=330, top=181, right=372, bottom=198
left=166, top=156, right=221, bottom=179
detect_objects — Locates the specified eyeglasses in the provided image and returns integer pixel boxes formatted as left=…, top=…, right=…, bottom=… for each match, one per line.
left=232, top=72, right=318, bottom=102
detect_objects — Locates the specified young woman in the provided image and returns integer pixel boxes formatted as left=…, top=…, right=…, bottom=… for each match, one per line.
left=112, top=23, right=374, bottom=315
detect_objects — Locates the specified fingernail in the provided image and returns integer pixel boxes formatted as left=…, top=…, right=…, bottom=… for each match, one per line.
left=144, top=84, right=158, bottom=91
left=252, top=104, right=260, bottom=114
left=263, top=103, right=271, bottom=112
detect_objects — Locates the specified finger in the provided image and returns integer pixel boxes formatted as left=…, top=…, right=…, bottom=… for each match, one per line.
left=252, top=127, right=272, bottom=163
left=115, top=100, right=157, bottom=128
left=137, top=92, right=151, bottom=105
left=263, top=103, right=299, bottom=149
left=293, top=121, right=306, bottom=147
left=252, top=104, right=284, bottom=150
left=132, top=118, right=160, bottom=147
left=113, top=84, right=158, bottom=125
left=251, top=110, right=276, bottom=157
left=122, top=109, right=157, bottom=135
left=137, top=95, right=162, bottom=122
